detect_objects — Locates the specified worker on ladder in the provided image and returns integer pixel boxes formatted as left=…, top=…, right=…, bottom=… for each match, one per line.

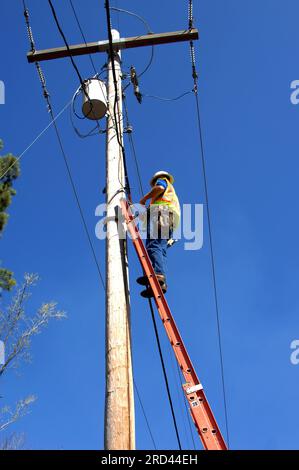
left=138, top=171, right=181, bottom=298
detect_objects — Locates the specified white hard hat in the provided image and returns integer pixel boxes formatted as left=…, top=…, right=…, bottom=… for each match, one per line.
left=150, top=171, right=174, bottom=187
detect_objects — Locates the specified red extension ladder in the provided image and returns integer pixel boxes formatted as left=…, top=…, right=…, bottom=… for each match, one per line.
left=120, top=198, right=227, bottom=451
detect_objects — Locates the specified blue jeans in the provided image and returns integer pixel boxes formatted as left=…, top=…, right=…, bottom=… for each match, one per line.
left=145, top=207, right=173, bottom=279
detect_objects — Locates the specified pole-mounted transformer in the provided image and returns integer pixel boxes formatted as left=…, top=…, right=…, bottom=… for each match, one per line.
left=82, top=78, right=108, bottom=120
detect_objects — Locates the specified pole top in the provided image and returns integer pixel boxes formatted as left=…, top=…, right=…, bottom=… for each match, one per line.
left=110, top=29, right=121, bottom=58
left=111, top=29, right=120, bottom=40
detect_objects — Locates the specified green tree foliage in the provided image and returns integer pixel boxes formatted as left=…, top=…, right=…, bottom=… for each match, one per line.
left=0, top=139, right=20, bottom=293
left=0, top=268, right=16, bottom=292
left=0, top=139, right=20, bottom=234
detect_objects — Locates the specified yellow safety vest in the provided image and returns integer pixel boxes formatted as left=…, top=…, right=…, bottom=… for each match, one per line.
left=150, top=178, right=181, bottom=228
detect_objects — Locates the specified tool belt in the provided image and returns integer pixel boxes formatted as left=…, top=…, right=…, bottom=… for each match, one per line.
left=146, top=205, right=174, bottom=239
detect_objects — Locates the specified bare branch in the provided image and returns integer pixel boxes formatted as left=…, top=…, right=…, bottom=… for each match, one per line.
left=0, top=275, right=66, bottom=377
left=0, top=274, right=66, bottom=435
left=0, top=396, right=36, bottom=432
left=0, top=432, right=26, bottom=450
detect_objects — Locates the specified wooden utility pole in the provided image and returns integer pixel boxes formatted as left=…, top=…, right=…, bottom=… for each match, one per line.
left=27, top=24, right=198, bottom=451
left=104, top=29, right=135, bottom=450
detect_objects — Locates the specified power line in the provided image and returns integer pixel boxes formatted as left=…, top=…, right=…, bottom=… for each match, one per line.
left=121, top=0, right=231, bottom=450
left=0, top=101, right=71, bottom=180
left=104, top=2, right=160, bottom=446
left=68, top=0, right=98, bottom=76
left=123, top=89, right=184, bottom=450
left=167, top=344, right=192, bottom=449
left=22, top=0, right=163, bottom=449
left=114, top=0, right=121, bottom=32
left=142, top=90, right=193, bottom=102
left=133, top=379, right=157, bottom=449
left=49, top=108, right=106, bottom=289
left=48, top=0, right=85, bottom=86
left=122, top=94, right=144, bottom=196
left=47, top=0, right=104, bottom=129
left=193, top=88, right=230, bottom=448
left=138, top=46, right=154, bottom=80
left=109, top=6, right=154, bottom=79
left=110, top=7, right=153, bottom=34
left=173, top=352, right=197, bottom=449
left=104, top=3, right=180, bottom=447
left=104, top=0, right=132, bottom=198
left=49, top=1, right=107, bottom=138
left=22, top=0, right=105, bottom=289
left=187, top=0, right=230, bottom=448
left=148, top=298, right=182, bottom=450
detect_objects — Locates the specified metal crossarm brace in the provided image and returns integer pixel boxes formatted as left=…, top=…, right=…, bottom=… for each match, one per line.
left=121, top=199, right=227, bottom=451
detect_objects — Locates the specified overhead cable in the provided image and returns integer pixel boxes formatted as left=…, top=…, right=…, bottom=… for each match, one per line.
left=187, top=0, right=230, bottom=448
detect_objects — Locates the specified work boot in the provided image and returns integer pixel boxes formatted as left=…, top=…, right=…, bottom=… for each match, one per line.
left=156, top=274, right=166, bottom=285
left=137, top=274, right=166, bottom=286
left=140, top=282, right=167, bottom=298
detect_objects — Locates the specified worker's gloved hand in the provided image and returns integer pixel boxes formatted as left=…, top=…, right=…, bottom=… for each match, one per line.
left=137, top=206, right=148, bottom=233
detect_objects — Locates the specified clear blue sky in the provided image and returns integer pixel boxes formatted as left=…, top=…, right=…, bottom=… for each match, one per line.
left=1, top=0, right=299, bottom=450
